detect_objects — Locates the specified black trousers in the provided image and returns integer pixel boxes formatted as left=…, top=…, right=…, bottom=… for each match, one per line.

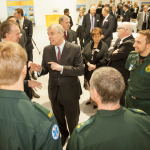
left=51, top=86, right=80, bottom=138
left=27, top=50, right=33, bottom=61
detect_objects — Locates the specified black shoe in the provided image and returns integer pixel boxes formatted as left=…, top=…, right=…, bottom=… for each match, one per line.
left=93, top=105, right=98, bottom=109
left=61, top=136, right=68, bottom=147
left=32, top=89, right=40, bottom=98
left=31, top=72, right=37, bottom=80
left=85, top=101, right=91, bottom=105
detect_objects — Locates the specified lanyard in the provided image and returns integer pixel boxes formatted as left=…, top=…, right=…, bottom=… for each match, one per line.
left=132, top=58, right=146, bottom=71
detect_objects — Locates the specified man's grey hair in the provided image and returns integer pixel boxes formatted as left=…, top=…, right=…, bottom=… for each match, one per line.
left=90, top=5, right=96, bottom=10
left=47, top=24, right=64, bottom=36
left=59, top=15, right=70, bottom=24
left=120, top=22, right=133, bottom=34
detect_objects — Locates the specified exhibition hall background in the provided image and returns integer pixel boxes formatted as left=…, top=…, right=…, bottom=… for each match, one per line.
left=0, top=0, right=142, bottom=28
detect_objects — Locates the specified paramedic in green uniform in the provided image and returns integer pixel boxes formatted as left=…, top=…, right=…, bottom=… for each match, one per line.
left=67, top=67, right=150, bottom=150
left=125, top=30, right=150, bottom=115
left=0, top=42, right=62, bottom=150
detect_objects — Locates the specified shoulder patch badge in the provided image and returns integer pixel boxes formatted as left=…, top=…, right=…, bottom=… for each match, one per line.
left=76, top=117, right=95, bottom=133
left=145, top=65, right=150, bottom=73
left=129, top=108, right=147, bottom=115
left=52, top=124, right=59, bottom=140
left=33, top=102, right=54, bottom=119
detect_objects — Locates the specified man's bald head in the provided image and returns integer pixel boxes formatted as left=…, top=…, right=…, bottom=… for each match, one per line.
left=144, top=6, right=148, bottom=12
left=117, top=22, right=133, bottom=39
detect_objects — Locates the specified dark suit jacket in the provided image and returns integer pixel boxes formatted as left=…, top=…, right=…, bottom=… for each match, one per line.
left=108, top=35, right=135, bottom=85
left=19, top=29, right=27, bottom=49
left=122, top=9, right=131, bottom=22
left=67, top=29, right=77, bottom=44
left=96, top=8, right=103, bottom=26
left=82, top=13, right=100, bottom=38
left=40, top=41, right=84, bottom=104
left=100, top=14, right=114, bottom=42
left=82, top=40, right=108, bottom=81
left=17, top=19, right=33, bottom=51
left=110, top=11, right=118, bottom=32
left=68, top=16, right=73, bottom=29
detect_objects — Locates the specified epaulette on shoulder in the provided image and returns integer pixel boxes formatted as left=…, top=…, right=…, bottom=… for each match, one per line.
left=130, top=51, right=136, bottom=54
left=33, top=102, right=54, bottom=119
left=128, top=108, right=147, bottom=116
left=76, top=117, right=95, bottom=133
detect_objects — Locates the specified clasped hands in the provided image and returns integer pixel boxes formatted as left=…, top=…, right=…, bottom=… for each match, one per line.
left=113, top=49, right=119, bottom=54
left=87, top=62, right=96, bottom=71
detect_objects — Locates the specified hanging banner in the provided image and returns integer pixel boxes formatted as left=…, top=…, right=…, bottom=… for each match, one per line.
left=6, top=0, right=35, bottom=25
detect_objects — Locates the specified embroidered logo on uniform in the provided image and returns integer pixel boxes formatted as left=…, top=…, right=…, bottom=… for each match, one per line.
left=145, top=65, right=150, bottom=73
left=52, top=124, right=59, bottom=140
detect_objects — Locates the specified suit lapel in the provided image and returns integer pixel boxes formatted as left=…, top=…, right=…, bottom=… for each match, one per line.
left=94, top=14, right=97, bottom=27
left=88, top=13, right=91, bottom=28
left=59, top=42, right=70, bottom=65
left=49, top=46, right=57, bottom=62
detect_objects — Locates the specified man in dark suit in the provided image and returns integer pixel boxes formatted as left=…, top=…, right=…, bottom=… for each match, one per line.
left=108, top=22, right=135, bottom=106
left=101, top=7, right=114, bottom=48
left=82, top=6, right=100, bottom=46
left=120, top=4, right=131, bottom=22
left=64, top=8, right=73, bottom=29
left=14, top=8, right=40, bottom=98
left=59, top=15, right=77, bottom=45
left=0, top=20, right=42, bottom=100
left=99, top=1, right=104, bottom=8
left=33, top=24, right=84, bottom=147
left=7, top=16, right=27, bottom=49
left=110, top=5, right=118, bottom=32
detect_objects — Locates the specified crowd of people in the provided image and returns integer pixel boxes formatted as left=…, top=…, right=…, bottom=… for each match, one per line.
left=0, top=1, right=150, bottom=149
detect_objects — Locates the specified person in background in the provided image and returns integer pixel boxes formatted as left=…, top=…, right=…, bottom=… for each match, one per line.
left=88, top=3, right=95, bottom=13
left=137, top=6, right=149, bottom=31
left=98, top=1, right=104, bottom=8
left=76, top=10, right=84, bottom=50
left=131, top=2, right=139, bottom=19
left=82, top=28, right=108, bottom=109
left=64, top=8, right=73, bottom=29
left=140, top=3, right=146, bottom=12
left=0, top=41, right=62, bottom=150
left=120, top=4, right=131, bottom=22
left=59, top=15, right=77, bottom=44
left=7, top=16, right=27, bottom=49
left=108, top=22, right=135, bottom=106
left=96, top=4, right=103, bottom=26
left=117, top=3, right=122, bottom=18
left=101, top=7, right=114, bottom=48
left=110, top=5, right=118, bottom=32
left=125, top=30, right=150, bottom=116
left=67, top=67, right=150, bottom=150
left=82, top=6, right=100, bottom=47
left=14, top=8, right=40, bottom=98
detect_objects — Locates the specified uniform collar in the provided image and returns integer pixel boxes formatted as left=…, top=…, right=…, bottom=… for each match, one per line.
left=96, top=106, right=126, bottom=116
left=0, top=89, right=30, bottom=101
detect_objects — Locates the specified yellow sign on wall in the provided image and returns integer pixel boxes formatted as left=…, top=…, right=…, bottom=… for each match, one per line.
left=6, top=1, right=34, bottom=6
left=45, top=15, right=62, bottom=27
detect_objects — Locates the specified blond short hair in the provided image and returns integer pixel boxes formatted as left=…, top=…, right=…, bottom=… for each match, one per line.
left=0, top=41, right=27, bottom=85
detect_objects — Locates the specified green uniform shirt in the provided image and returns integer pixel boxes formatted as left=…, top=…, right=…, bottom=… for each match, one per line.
left=0, top=89, right=62, bottom=150
left=125, top=51, right=150, bottom=99
left=67, top=107, right=150, bottom=150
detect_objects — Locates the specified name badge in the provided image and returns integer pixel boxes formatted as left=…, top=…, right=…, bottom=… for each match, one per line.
left=95, top=49, right=100, bottom=52
left=72, top=41, right=75, bottom=44
left=129, top=64, right=133, bottom=71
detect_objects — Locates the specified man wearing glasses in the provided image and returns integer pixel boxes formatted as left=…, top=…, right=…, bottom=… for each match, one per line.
left=108, top=22, right=135, bottom=106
